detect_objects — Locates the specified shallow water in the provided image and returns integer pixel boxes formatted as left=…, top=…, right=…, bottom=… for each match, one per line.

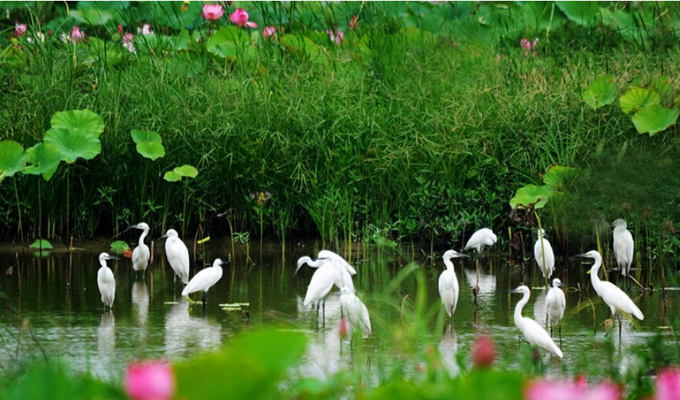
left=0, top=238, right=674, bottom=382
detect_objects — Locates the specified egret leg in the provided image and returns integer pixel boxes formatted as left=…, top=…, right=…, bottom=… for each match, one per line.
left=558, top=321, right=562, bottom=347
left=322, top=298, right=326, bottom=329
left=549, top=322, right=553, bottom=338
left=202, top=292, right=207, bottom=308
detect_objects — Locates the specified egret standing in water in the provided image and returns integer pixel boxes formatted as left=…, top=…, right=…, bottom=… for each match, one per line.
left=97, top=252, right=118, bottom=311
left=340, top=287, right=371, bottom=338
left=612, top=218, right=635, bottom=291
left=465, top=228, right=497, bottom=309
left=438, top=250, right=470, bottom=319
left=295, top=252, right=355, bottom=293
left=575, top=250, right=643, bottom=336
left=182, top=258, right=226, bottom=307
left=159, top=229, right=190, bottom=286
left=465, top=228, right=497, bottom=256
left=510, top=285, right=563, bottom=359
left=545, top=278, right=566, bottom=344
left=130, top=222, right=150, bottom=278
left=534, top=229, right=555, bottom=281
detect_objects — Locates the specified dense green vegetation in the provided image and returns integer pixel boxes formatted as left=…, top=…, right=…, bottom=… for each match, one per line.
left=1, top=1, right=680, bottom=256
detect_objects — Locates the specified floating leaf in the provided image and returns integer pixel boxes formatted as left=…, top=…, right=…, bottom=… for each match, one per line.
left=24, top=143, right=62, bottom=181
left=163, top=171, right=182, bottom=182
left=620, top=87, right=660, bottom=115
left=131, top=130, right=165, bottom=161
left=174, top=329, right=306, bottom=400
left=44, top=128, right=102, bottom=164
left=509, top=184, right=555, bottom=209
left=631, top=105, right=679, bottom=136
left=583, top=75, right=617, bottom=110
left=51, top=110, right=105, bottom=138
left=0, top=140, right=28, bottom=183
left=29, top=239, right=53, bottom=249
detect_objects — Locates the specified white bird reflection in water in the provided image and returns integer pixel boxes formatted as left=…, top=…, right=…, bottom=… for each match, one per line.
left=164, top=297, right=221, bottom=358
left=438, top=326, right=459, bottom=377
left=132, top=282, right=149, bottom=326
left=96, top=312, right=116, bottom=360
left=294, top=292, right=344, bottom=380
left=463, top=267, right=497, bottom=308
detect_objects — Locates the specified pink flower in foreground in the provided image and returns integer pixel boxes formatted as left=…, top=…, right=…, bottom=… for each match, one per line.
left=656, top=368, right=680, bottom=400
left=520, top=37, right=539, bottom=56
left=117, top=23, right=124, bottom=36
left=349, top=15, right=359, bottom=31
left=471, top=334, right=496, bottom=368
left=123, top=33, right=136, bottom=54
left=70, top=26, right=85, bottom=42
left=14, top=23, right=27, bottom=38
left=230, top=9, right=258, bottom=28
left=326, top=29, right=344, bottom=45
left=262, top=26, right=277, bottom=39
left=202, top=4, right=224, bottom=21
left=525, top=377, right=621, bottom=400
left=338, top=317, right=349, bottom=339
left=124, top=361, right=175, bottom=400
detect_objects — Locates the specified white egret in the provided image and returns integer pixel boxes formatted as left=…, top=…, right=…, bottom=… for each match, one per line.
left=576, top=250, right=644, bottom=324
left=130, top=222, right=151, bottom=276
left=97, top=252, right=118, bottom=310
left=510, top=285, right=563, bottom=359
left=182, top=258, right=226, bottom=306
left=301, top=259, right=352, bottom=326
left=159, top=229, right=190, bottom=285
left=612, top=219, right=634, bottom=277
left=534, top=229, right=555, bottom=280
left=438, top=250, right=470, bottom=318
left=317, top=250, right=357, bottom=275
left=296, top=254, right=355, bottom=293
left=340, top=287, right=371, bottom=338
left=545, top=278, right=566, bottom=342
left=465, top=227, right=496, bottom=309
left=464, top=228, right=497, bottom=255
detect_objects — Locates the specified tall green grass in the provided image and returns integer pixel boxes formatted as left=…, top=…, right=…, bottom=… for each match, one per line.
left=1, top=2, right=679, bottom=256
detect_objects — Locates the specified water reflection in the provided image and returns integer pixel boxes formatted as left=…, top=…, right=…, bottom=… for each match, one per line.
left=463, top=267, right=497, bottom=308
left=296, top=292, right=343, bottom=329
left=97, top=312, right=116, bottom=359
left=132, top=282, right=149, bottom=326
left=164, top=298, right=221, bottom=358
left=438, top=326, right=459, bottom=377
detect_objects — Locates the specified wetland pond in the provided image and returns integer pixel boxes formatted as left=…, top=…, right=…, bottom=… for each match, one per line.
left=0, top=238, right=675, bottom=382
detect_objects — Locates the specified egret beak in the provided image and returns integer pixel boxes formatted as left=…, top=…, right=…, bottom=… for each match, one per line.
left=508, top=287, right=522, bottom=294
left=458, top=253, right=471, bottom=258
left=158, top=233, right=168, bottom=240
left=557, top=282, right=567, bottom=288
left=570, top=253, right=587, bottom=259
left=293, top=263, right=304, bottom=277
left=107, top=255, right=119, bottom=261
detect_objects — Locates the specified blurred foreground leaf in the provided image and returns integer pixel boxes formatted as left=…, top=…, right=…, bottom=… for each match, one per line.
left=173, top=329, right=307, bottom=400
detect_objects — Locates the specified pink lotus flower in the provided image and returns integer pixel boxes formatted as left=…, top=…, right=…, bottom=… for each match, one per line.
left=117, top=24, right=124, bottom=36
left=202, top=4, right=224, bottom=21
left=123, top=33, right=136, bottom=54
left=230, top=9, right=258, bottom=28
left=326, top=29, right=344, bottom=45
left=525, top=377, right=621, bottom=400
left=338, top=317, right=349, bottom=339
left=349, top=15, right=359, bottom=31
left=656, top=368, right=680, bottom=400
left=471, top=334, right=495, bottom=368
left=137, top=23, right=153, bottom=36
left=124, top=361, right=175, bottom=400
left=14, top=23, right=27, bottom=38
left=520, top=37, right=539, bottom=56
left=262, top=26, right=277, bottom=39
left=62, top=26, right=85, bottom=43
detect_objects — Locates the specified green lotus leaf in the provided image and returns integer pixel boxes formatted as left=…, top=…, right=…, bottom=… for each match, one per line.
left=651, top=75, right=672, bottom=99
left=131, top=130, right=165, bottom=161
left=542, top=165, right=577, bottom=189
left=24, top=142, right=62, bottom=181
left=280, top=34, right=320, bottom=61
left=110, top=240, right=130, bottom=253
left=70, top=8, right=114, bottom=26
left=620, top=87, right=660, bottom=115
left=44, top=128, right=102, bottom=164
left=0, top=140, right=28, bottom=182
left=583, top=75, right=617, bottom=110
left=163, top=171, right=182, bottom=182
left=555, top=1, right=601, bottom=27
left=509, top=184, right=555, bottom=209
left=174, top=164, right=198, bottom=178
left=51, top=110, right=105, bottom=138
left=632, top=105, right=679, bottom=136
left=29, top=239, right=53, bottom=249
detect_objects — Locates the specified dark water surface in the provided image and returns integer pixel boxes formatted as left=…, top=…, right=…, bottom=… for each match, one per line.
left=0, top=238, right=675, bottom=382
